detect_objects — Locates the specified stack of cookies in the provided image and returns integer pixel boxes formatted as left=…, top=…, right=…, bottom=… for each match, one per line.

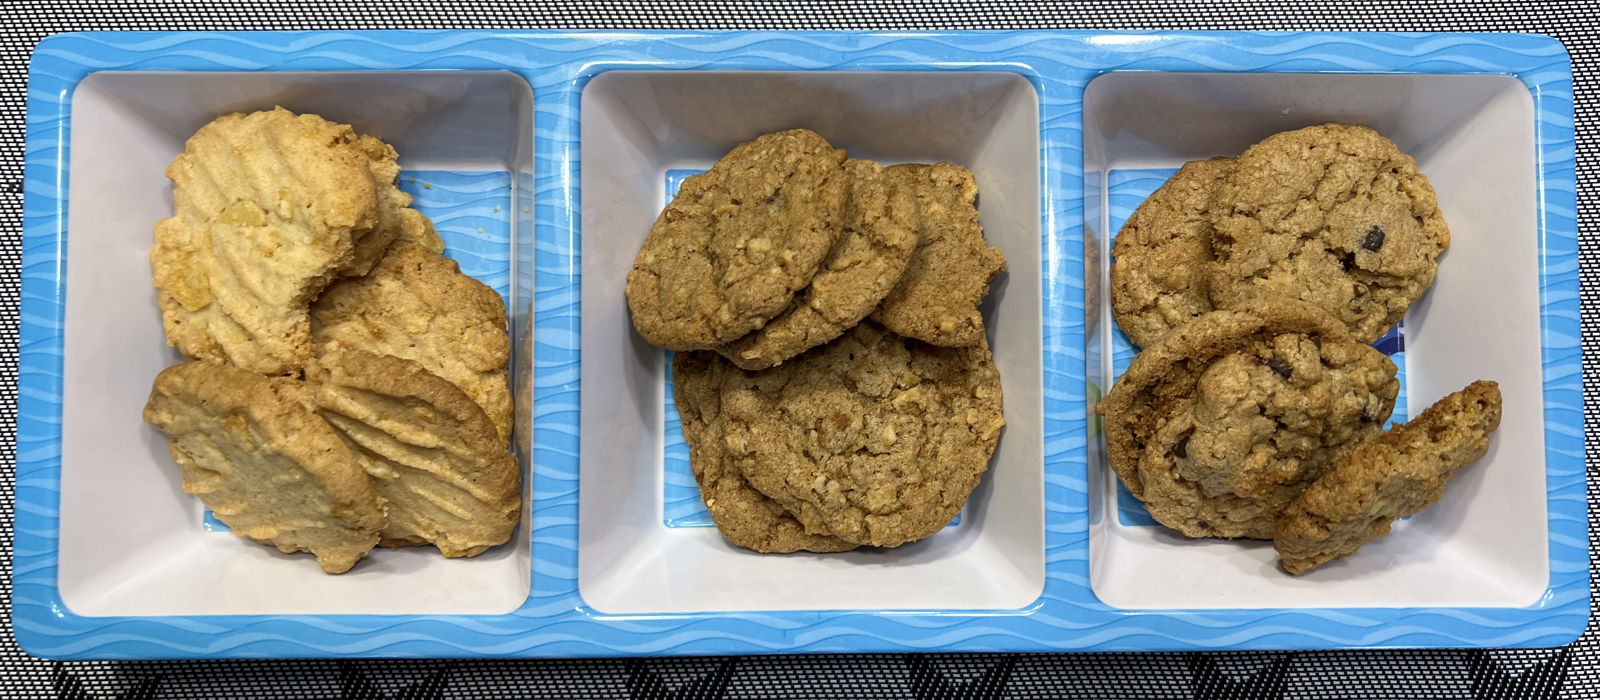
left=626, top=130, right=1007, bottom=553
left=1102, top=124, right=1502, bottom=574
left=141, top=108, right=519, bottom=574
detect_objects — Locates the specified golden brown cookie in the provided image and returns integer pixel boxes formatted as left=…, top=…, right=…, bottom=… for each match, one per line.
left=1274, top=380, right=1501, bottom=574
left=626, top=129, right=849, bottom=350
left=718, top=159, right=919, bottom=370
left=142, top=361, right=385, bottom=574
left=673, top=351, right=857, bottom=553
left=870, top=163, right=1006, bottom=347
left=1133, top=333, right=1397, bottom=539
left=1099, top=299, right=1398, bottom=538
left=310, top=347, right=520, bottom=558
left=722, top=322, right=1005, bottom=548
left=1209, top=124, right=1451, bottom=343
left=342, top=134, right=413, bottom=276
left=311, top=242, right=513, bottom=446
left=1110, top=158, right=1232, bottom=348
left=152, top=107, right=383, bottom=375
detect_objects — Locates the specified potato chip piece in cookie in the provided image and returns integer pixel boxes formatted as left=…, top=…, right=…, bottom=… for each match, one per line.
left=310, top=347, right=520, bottom=558
left=311, top=242, right=512, bottom=445
left=153, top=107, right=381, bottom=375
left=143, top=361, right=385, bottom=574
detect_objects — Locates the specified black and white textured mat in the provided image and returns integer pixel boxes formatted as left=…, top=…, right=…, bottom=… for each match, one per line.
left=0, top=2, right=1595, bottom=698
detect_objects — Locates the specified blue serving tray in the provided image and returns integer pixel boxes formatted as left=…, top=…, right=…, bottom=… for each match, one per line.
left=15, top=30, right=1585, bottom=658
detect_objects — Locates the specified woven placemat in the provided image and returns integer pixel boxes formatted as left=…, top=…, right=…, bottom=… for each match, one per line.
left=1, top=2, right=1593, bottom=698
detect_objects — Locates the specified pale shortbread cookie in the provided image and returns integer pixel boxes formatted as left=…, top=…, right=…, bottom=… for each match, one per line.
left=343, top=134, right=413, bottom=276
left=310, top=347, right=520, bottom=558
left=143, top=361, right=385, bottom=574
left=153, top=107, right=383, bottom=375
left=312, top=242, right=513, bottom=446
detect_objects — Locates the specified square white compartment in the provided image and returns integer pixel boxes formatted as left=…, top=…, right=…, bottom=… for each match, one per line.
left=579, top=71, right=1044, bottom=613
left=58, top=71, right=535, bottom=616
left=1083, top=72, right=1546, bottom=610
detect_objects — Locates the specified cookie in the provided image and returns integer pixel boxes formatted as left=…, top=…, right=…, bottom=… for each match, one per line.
left=153, top=107, right=381, bottom=375
left=1208, top=124, right=1451, bottom=343
left=1110, top=158, right=1232, bottom=348
left=718, top=159, right=920, bottom=370
left=1274, top=380, right=1501, bottom=574
left=870, top=163, right=1007, bottom=347
left=626, top=129, right=849, bottom=350
left=310, top=347, right=520, bottom=558
left=342, top=134, right=415, bottom=276
left=673, top=351, right=857, bottom=553
left=1099, top=299, right=1397, bottom=538
left=142, top=361, right=384, bottom=574
left=311, top=242, right=513, bottom=446
left=722, top=322, right=1005, bottom=548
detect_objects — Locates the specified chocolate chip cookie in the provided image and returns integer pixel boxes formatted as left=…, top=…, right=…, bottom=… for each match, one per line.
left=673, top=351, right=857, bottom=553
left=1110, top=158, right=1232, bottom=348
left=718, top=159, right=920, bottom=370
left=870, top=163, right=1007, bottom=348
left=626, top=129, right=849, bottom=350
left=721, top=322, right=1005, bottom=548
left=1275, top=380, right=1501, bottom=574
left=1208, top=124, right=1450, bottom=343
left=1100, top=298, right=1397, bottom=539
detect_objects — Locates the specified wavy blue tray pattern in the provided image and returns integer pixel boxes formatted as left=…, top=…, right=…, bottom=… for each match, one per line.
left=14, top=30, right=1585, bottom=658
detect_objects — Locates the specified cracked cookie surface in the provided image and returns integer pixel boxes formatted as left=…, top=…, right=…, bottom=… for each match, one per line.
left=1208, top=124, right=1450, bottom=343
left=721, top=322, right=1004, bottom=548
left=309, top=347, right=520, bottom=558
left=312, top=242, right=513, bottom=446
left=626, top=129, right=848, bottom=350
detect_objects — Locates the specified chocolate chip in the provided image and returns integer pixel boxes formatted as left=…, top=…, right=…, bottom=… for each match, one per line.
left=1264, top=357, right=1293, bottom=379
left=1340, top=252, right=1357, bottom=272
left=1362, top=225, right=1386, bottom=252
left=1174, top=434, right=1190, bottom=459
left=1311, top=336, right=1323, bottom=350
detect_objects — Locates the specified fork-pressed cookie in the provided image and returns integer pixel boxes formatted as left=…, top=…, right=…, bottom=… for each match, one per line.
left=309, top=346, right=520, bottom=558
left=152, top=107, right=382, bottom=375
left=143, top=361, right=385, bottom=574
